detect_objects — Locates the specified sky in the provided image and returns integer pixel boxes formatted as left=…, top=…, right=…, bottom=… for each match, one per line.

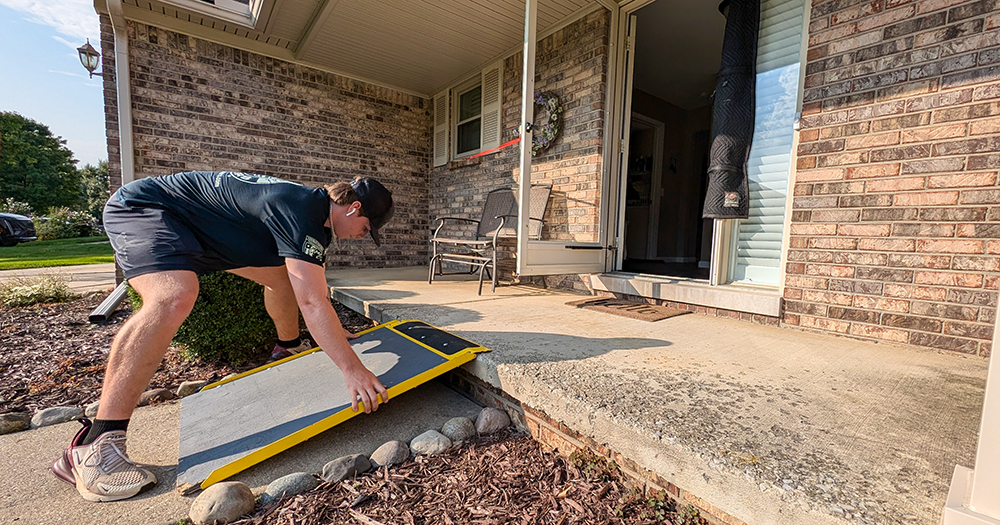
left=0, top=0, right=105, bottom=167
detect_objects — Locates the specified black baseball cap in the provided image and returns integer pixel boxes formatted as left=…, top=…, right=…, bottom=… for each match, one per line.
left=351, top=177, right=394, bottom=247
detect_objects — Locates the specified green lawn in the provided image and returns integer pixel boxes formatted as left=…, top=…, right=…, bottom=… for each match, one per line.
left=0, top=236, right=114, bottom=270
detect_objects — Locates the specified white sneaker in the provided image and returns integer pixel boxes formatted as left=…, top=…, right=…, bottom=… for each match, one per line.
left=67, top=430, right=156, bottom=502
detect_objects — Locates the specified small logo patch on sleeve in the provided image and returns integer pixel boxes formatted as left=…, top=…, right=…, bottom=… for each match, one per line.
left=302, top=235, right=327, bottom=262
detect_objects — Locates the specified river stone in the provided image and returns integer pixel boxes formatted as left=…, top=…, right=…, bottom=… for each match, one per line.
left=0, top=412, right=31, bottom=434
left=369, top=440, right=410, bottom=469
left=30, top=406, right=84, bottom=428
left=321, top=454, right=371, bottom=483
left=441, top=416, right=476, bottom=443
left=177, top=380, right=209, bottom=397
left=410, top=430, right=452, bottom=455
left=137, top=388, right=175, bottom=406
left=259, top=472, right=319, bottom=506
left=475, top=407, right=510, bottom=435
left=189, top=481, right=254, bottom=525
left=84, top=400, right=100, bottom=418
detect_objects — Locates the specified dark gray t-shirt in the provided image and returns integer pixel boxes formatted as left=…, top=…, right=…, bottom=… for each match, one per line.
left=118, top=171, right=331, bottom=270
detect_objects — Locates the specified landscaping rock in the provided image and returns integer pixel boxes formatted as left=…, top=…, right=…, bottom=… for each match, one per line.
left=410, top=430, right=452, bottom=455
left=84, top=400, right=100, bottom=418
left=259, top=472, right=319, bottom=506
left=322, top=454, right=371, bottom=483
left=369, top=440, right=410, bottom=469
left=137, top=388, right=175, bottom=406
left=441, top=416, right=476, bottom=443
left=30, top=406, right=83, bottom=428
left=475, top=407, right=510, bottom=435
left=189, top=481, right=255, bottom=525
left=177, top=380, right=209, bottom=397
left=0, top=412, right=31, bottom=434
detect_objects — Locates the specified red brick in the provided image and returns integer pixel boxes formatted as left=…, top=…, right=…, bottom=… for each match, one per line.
left=786, top=275, right=831, bottom=289
left=810, top=237, right=862, bottom=249
left=817, top=151, right=870, bottom=166
left=885, top=282, right=948, bottom=300
left=800, top=128, right=821, bottom=142
left=830, top=31, right=885, bottom=54
left=850, top=323, right=912, bottom=342
left=859, top=238, right=916, bottom=251
left=893, top=191, right=960, bottom=206
left=970, top=117, right=1000, bottom=135
left=805, top=264, right=856, bottom=277
left=799, top=314, right=852, bottom=332
left=901, top=123, right=968, bottom=142
left=835, top=252, right=889, bottom=265
left=887, top=253, right=953, bottom=267
left=853, top=295, right=911, bottom=312
left=914, top=270, right=984, bottom=287
left=905, top=88, right=974, bottom=112
left=798, top=168, right=846, bottom=181
left=791, top=224, right=839, bottom=235
left=867, top=176, right=927, bottom=192
left=917, top=238, right=986, bottom=253
left=846, top=163, right=901, bottom=178
left=798, top=156, right=818, bottom=169
left=845, top=131, right=901, bottom=149
left=901, top=157, right=966, bottom=173
left=928, top=172, right=997, bottom=188
left=809, top=22, right=859, bottom=46
left=812, top=209, right=862, bottom=222
left=916, top=0, right=972, bottom=14
left=838, top=223, right=892, bottom=236
left=858, top=4, right=916, bottom=31
left=892, top=223, right=957, bottom=236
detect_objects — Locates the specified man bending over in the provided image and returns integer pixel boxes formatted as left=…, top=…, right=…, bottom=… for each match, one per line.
left=51, top=171, right=394, bottom=502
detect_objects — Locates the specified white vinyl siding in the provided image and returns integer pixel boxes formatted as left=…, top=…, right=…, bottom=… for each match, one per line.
left=433, top=91, right=449, bottom=167
left=730, top=0, right=805, bottom=285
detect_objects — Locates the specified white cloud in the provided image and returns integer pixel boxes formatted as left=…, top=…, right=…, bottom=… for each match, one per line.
left=0, top=0, right=99, bottom=43
left=48, top=69, right=90, bottom=79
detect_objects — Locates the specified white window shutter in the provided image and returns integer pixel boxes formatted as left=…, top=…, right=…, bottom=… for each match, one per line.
left=480, top=60, right=503, bottom=151
left=731, top=0, right=805, bottom=285
left=433, top=91, right=449, bottom=167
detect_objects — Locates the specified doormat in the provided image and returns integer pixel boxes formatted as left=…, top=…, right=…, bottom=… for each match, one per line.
left=566, top=297, right=691, bottom=322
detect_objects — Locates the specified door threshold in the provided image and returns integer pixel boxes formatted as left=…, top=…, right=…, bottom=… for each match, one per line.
left=590, top=272, right=782, bottom=317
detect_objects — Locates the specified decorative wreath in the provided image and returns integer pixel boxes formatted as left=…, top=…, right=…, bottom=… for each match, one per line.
left=532, top=91, right=562, bottom=156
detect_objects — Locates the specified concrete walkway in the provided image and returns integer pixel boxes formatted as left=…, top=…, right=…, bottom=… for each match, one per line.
left=0, top=381, right=482, bottom=525
left=0, top=263, right=116, bottom=293
left=327, top=266, right=989, bottom=525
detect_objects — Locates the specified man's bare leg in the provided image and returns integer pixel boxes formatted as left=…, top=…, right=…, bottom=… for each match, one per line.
left=97, top=270, right=200, bottom=420
left=227, top=266, right=299, bottom=341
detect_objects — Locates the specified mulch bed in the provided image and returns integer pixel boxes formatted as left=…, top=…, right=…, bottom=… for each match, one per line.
left=234, top=429, right=693, bottom=525
left=0, top=292, right=375, bottom=414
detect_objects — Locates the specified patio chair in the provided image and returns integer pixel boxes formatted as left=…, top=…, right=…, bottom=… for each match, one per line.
left=429, top=184, right=552, bottom=295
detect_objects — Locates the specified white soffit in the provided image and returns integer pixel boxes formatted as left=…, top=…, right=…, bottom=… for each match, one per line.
left=110, top=0, right=596, bottom=96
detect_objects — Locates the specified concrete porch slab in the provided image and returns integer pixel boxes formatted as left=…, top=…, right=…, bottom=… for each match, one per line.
left=328, top=266, right=989, bottom=525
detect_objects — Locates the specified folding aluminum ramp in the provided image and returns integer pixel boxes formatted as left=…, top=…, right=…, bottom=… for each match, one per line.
left=176, top=320, right=489, bottom=493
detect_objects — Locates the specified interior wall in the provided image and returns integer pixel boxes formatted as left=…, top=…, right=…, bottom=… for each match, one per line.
left=630, top=89, right=710, bottom=261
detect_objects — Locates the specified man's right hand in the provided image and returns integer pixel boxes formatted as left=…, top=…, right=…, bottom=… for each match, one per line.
left=342, top=362, right=389, bottom=413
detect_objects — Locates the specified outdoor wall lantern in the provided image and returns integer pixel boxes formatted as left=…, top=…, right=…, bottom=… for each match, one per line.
left=77, top=39, right=103, bottom=78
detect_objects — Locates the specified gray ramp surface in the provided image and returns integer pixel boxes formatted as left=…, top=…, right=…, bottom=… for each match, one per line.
left=177, top=322, right=484, bottom=491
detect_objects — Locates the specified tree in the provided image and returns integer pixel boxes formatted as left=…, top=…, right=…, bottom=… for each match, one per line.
left=0, top=111, right=81, bottom=213
left=79, top=160, right=110, bottom=221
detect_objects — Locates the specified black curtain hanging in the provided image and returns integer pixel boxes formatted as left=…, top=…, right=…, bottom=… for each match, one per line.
left=702, top=0, right=760, bottom=219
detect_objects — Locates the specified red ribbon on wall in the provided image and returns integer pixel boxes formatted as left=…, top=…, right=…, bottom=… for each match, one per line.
left=469, top=136, right=522, bottom=159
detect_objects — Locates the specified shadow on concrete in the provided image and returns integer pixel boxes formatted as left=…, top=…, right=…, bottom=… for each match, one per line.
left=459, top=330, right=671, bottom=362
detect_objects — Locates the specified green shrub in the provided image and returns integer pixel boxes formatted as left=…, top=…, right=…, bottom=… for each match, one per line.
left=36, top=207, right=102, bottom=240
left=129, top=271, right=275, bottom=365
left=0, top=198, right=33, bottom=216
left=0, top=273, right=78, bottom=307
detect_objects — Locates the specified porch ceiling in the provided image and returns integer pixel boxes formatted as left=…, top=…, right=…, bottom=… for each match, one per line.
left=107, top=0, right=598, bottom=96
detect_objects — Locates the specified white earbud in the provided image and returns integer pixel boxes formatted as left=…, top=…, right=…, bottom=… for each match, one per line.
left=346, top=210, right=355, bottom=217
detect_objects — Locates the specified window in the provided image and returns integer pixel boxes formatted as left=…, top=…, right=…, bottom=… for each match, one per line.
left=455, top=82, right=483, bottom=157
left=433, top=60, right=503, bottom=167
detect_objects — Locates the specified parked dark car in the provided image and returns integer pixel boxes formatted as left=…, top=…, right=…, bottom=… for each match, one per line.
left=0, top=213, right=38, bottom=246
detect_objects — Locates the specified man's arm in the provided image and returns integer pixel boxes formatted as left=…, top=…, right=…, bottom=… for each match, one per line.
left=285, top=258, right=388, bottom=413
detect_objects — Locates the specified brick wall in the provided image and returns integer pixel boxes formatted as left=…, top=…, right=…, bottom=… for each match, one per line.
left=428, top=11, right=609, bottom=245
left=790, top=0, right=1000, bottom=356
left=99, top=16, right=432, bottom=268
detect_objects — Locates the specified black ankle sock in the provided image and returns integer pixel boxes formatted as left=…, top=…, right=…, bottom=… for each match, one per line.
left=277, top=337, right=301, bottom=348
left=81, top=418, right=130, bottom=446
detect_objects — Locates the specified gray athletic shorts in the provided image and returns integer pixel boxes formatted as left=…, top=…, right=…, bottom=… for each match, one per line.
left=103, top=191, right=218, bottom=279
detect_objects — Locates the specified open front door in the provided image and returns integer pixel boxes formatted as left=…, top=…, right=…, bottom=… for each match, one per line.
left=514, top=0, right=612, bottom=277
